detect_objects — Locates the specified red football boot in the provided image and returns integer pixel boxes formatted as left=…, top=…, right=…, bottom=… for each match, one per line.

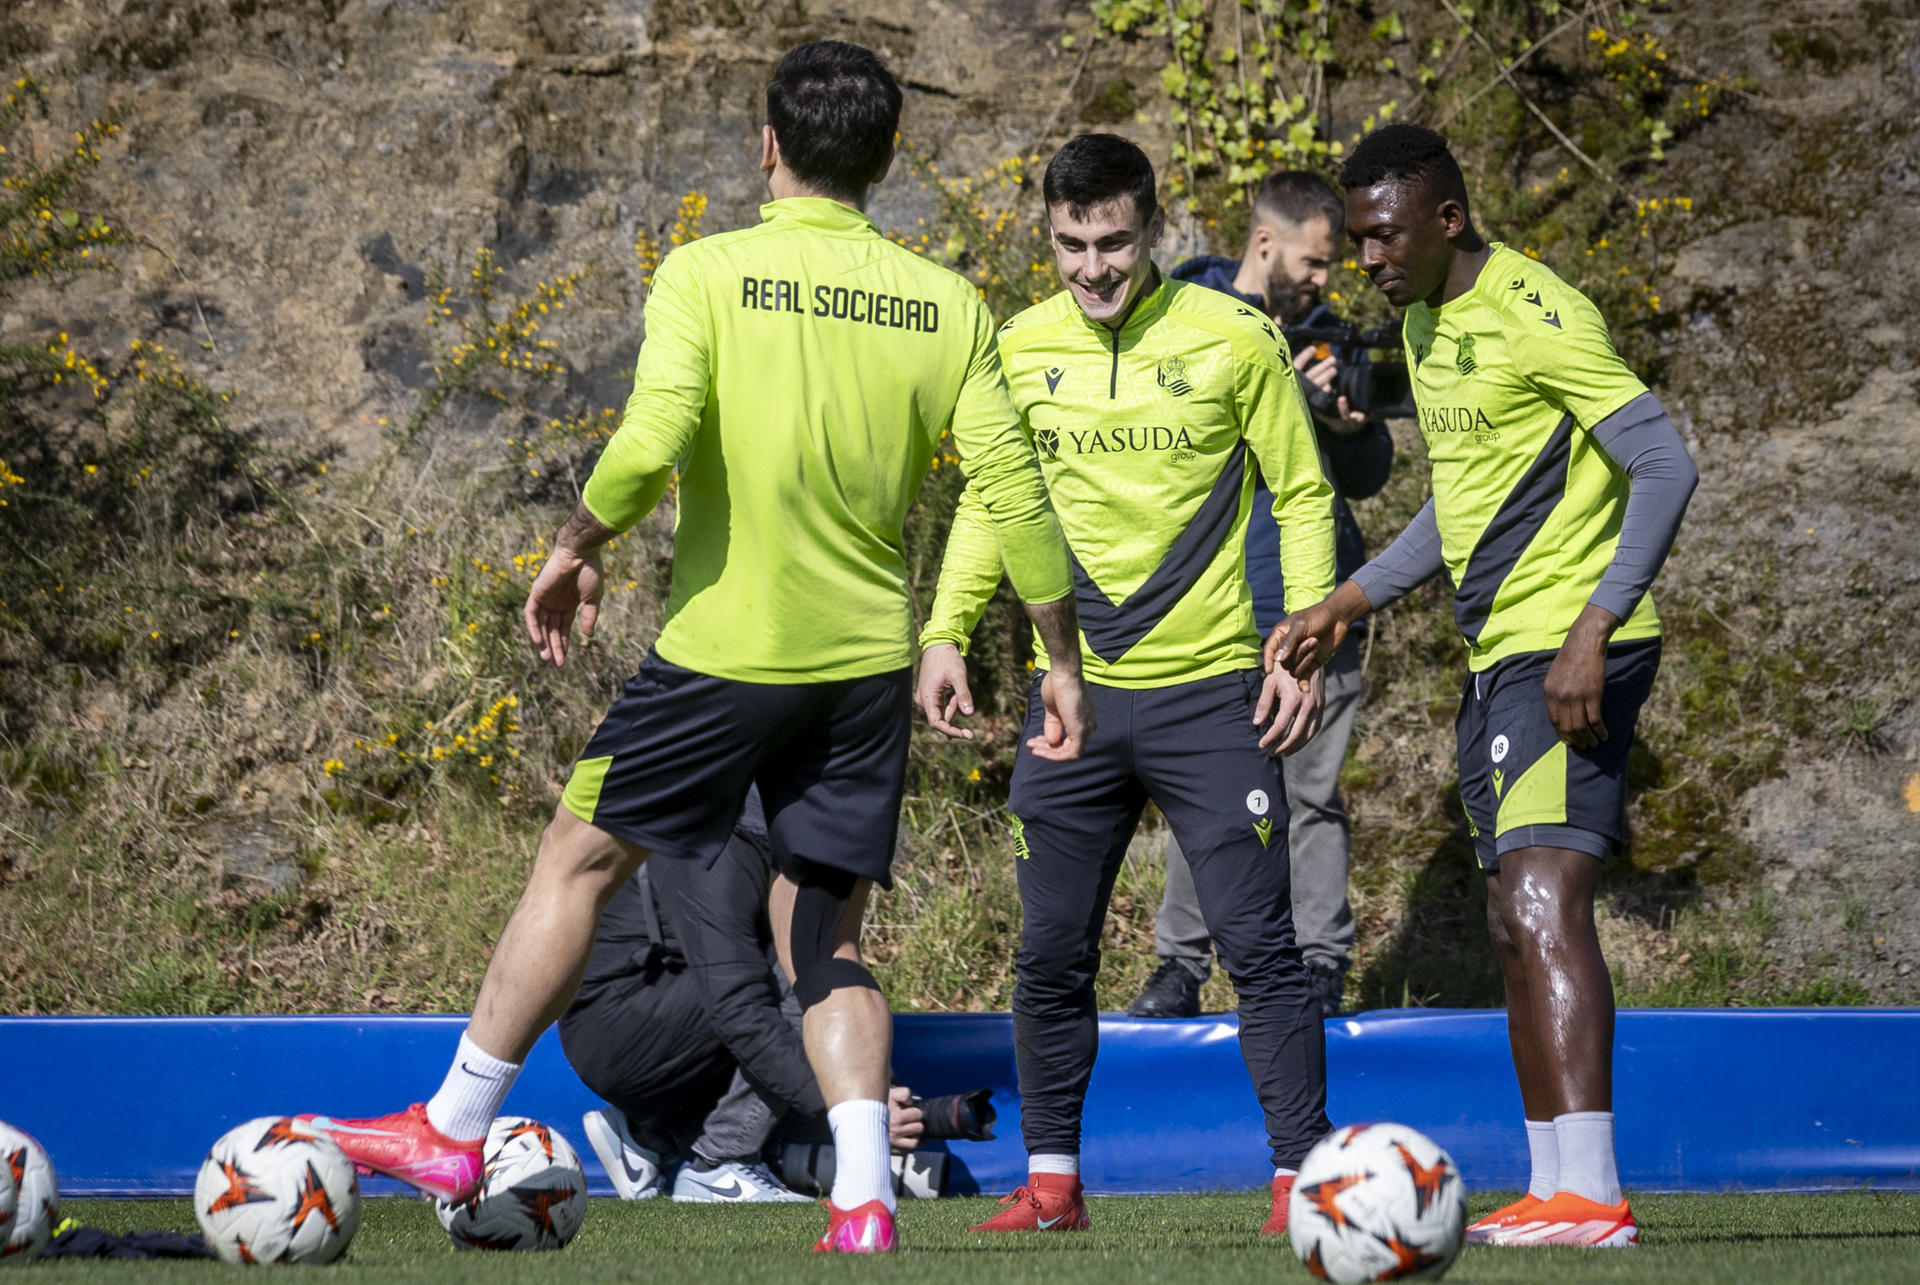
left=1260, top=1173, right=1296, bottom=1234
left=812, top=1200, right=897, bottom=1253
left=969, top=1173, right=1090, bottom=1232
left=295, top=1104, right=484, bottom=1203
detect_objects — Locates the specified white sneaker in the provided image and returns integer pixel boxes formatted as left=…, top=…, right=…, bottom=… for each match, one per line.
left=581, top=1108, right=664, bottom=1201
left=671, top=1159, right=813, bottom=1203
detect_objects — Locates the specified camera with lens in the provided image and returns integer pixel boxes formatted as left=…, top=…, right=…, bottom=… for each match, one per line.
left=1283, top=318, right=1417, bottom=420
left=912, top=1089, right=997, bottom=1142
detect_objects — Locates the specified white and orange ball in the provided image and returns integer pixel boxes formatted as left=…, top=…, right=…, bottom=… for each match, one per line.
left=1289, top=1123, right=1467, bottom=1283
left=0, top=1121, right=57, bottom=1263
left=435, top=1117, right=586, bottom=1252
left=193, top=1116, right=361, bottom=1265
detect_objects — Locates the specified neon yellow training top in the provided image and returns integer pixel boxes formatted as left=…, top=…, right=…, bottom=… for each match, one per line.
left=581, top=198, right=1071, bottom=683
left=920, top=275, right=1335, bottom=688
left=1402, top=243, right=1659, bottom=670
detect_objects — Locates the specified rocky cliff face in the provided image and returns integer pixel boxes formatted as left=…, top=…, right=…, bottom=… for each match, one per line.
left=1646, top=2, right=1920, bottom=992
left=3, top=0, right=1915, bottom=996
left=1, top=0, right=1123, bottom=458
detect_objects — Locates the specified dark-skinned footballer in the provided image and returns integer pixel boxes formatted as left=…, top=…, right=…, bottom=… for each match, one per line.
left=1273, top=124, right=1697, bottom=1250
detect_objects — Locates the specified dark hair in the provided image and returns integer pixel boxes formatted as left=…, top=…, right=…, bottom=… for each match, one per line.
left=1339, top=123, right=1470, bottom=209
left=1042, top=133, right=1158, bottom=225
left=765, top=40, right=903, bottom=200
left=1251, top=169, right=1345, bottom=232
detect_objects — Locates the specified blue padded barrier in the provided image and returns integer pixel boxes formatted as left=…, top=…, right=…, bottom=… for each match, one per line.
left=4, top=1009, right=1916, bottom=1196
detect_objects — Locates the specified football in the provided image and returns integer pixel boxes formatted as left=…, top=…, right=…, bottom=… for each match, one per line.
left=0, top=1120, right=59, bottom=1261
left=193, top=1116, right=361, bottom=1266
left=436, top=1117, right=587, bottom=1252
left=0, top=1157, right=16, bottom=1256
left=1288, top=1123, right=1467, bottom=1283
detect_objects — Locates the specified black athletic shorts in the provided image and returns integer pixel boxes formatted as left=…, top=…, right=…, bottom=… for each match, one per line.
left=560, top=652, right=912, bottom=885
left=1456, top=638, right=1661, bottom=871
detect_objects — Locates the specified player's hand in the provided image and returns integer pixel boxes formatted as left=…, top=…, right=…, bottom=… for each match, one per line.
left=1254, top=666, right=1324, bottom=756
left=917, top=643, right=976, bottom=741
left=1031, top=668, right=1096, bottom=762
left=1333, top=394, right=1370, bottom=429
left=888, top=1085, right=925, bottom=1153
left=1267, top=582, right=1371, bottom=678
left=523, top=544, right=604, bottom=669
left=1544, top=607, right=1618, bottom=748
left=1267, top=605, right=1345, bottom=680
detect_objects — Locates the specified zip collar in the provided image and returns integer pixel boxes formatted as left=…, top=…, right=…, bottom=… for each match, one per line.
left=1080, top=270, right=1173, bottom=399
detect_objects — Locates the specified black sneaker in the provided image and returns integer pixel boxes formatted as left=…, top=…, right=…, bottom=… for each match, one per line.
left=1129, top=958, right=1207, bottom=1018
left=1308, top=960, right=1348, bottom=1017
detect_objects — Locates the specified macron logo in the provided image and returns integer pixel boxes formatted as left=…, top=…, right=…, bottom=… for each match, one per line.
left=1045, top=367, right=1065, bottom=393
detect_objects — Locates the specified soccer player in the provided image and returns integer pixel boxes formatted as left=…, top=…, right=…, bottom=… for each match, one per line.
left=1273, top=124, right=1698, bottom=1248
left=301, top=40, right=1089, bottom=1255
left=1133, top=170, right=1396, bottom=1020
left=918, top=133, right=1337, bottom=1235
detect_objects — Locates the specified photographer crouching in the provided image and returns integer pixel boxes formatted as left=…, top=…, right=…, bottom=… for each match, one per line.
left=1131, top=171, right=1403, bottom=1021
left=561, top=787, right=993, bottom=1201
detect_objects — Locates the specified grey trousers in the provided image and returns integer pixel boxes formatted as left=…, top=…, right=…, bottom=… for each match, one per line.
left=690, top=991, right=805, bottom=1162
left=1155, top=637, right=1361, bottom=971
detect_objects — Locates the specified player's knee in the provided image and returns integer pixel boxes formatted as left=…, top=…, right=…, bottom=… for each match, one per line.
left=781, top=856, right=879, bottom=1011
left=791, top=956, right=881, bottom=1010
left=538, top=806, right=646, bottom=890
left=1014, top=943, right=1097, bottom=1000
left=1485, top=894, right=1518, bottom=956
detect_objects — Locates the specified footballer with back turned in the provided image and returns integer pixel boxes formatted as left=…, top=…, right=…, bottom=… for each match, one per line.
left=1274, top=124, right=1697, bottom=1248
left=298, top=40, right=1091, bottom=1255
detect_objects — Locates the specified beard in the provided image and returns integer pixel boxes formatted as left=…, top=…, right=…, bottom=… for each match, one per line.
left=1269, top=276, right=1319, bottom=325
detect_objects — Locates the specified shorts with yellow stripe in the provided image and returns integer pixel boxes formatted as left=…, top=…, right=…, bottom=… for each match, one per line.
left=1455, top=638, right=1661, bottom=871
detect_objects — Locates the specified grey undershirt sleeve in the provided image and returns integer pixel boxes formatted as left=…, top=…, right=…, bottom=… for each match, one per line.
left=1350, top=498, right=1444, bottom=610
left=1587, top=391, right=1699, bottom=624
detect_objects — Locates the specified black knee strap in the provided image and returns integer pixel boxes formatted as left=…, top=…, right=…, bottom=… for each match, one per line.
left=784, top=858, right=879, bottom=1011
left=792, top=956, right=881, bottom=1009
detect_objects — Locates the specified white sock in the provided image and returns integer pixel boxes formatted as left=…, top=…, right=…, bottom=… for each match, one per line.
left=1274, top=1167, right=1298, bottom=1180
left=1554, top=1111, right=1622, bottom=1204
left=827, top=1099, right=895, bottom=1213
left=1029, top=1153, right=1079, bottom=1177
left=425, top=1032, right=521, bottom=1142
left=1525, top=1119, right=1559, bottom=1200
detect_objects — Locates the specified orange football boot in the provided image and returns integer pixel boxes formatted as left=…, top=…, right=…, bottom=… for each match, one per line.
left=1463, top=1193, right=1544, bottom=1244
left=1487, top=1191, right=1638, bottom=1247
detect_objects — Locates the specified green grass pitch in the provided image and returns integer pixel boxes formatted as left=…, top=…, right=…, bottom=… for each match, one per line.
left=47, top=1191, right=1920, bottom=1282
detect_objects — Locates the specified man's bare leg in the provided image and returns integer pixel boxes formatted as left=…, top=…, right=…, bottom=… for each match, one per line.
left=466, top=805, right=651, bottom=1062
left=1486, top=845, right=1620, bottom=1208
left=769, top=874, right=896, bottom=1223
left=299, top=805, right=648, bottom=1198
left=770, top=875, right=890, bottom=1102
left=1485, top=868, right=1560, bottom=1208
left=427, top=806, right=647, bottom=1145
left=1485, top=877, right=1556, bottom=1117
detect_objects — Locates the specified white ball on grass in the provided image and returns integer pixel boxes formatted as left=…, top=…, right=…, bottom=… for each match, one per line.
left=1289, top=1122, right=1467, bottom=1283
left=193, top=1116, right=361, bottom=1265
